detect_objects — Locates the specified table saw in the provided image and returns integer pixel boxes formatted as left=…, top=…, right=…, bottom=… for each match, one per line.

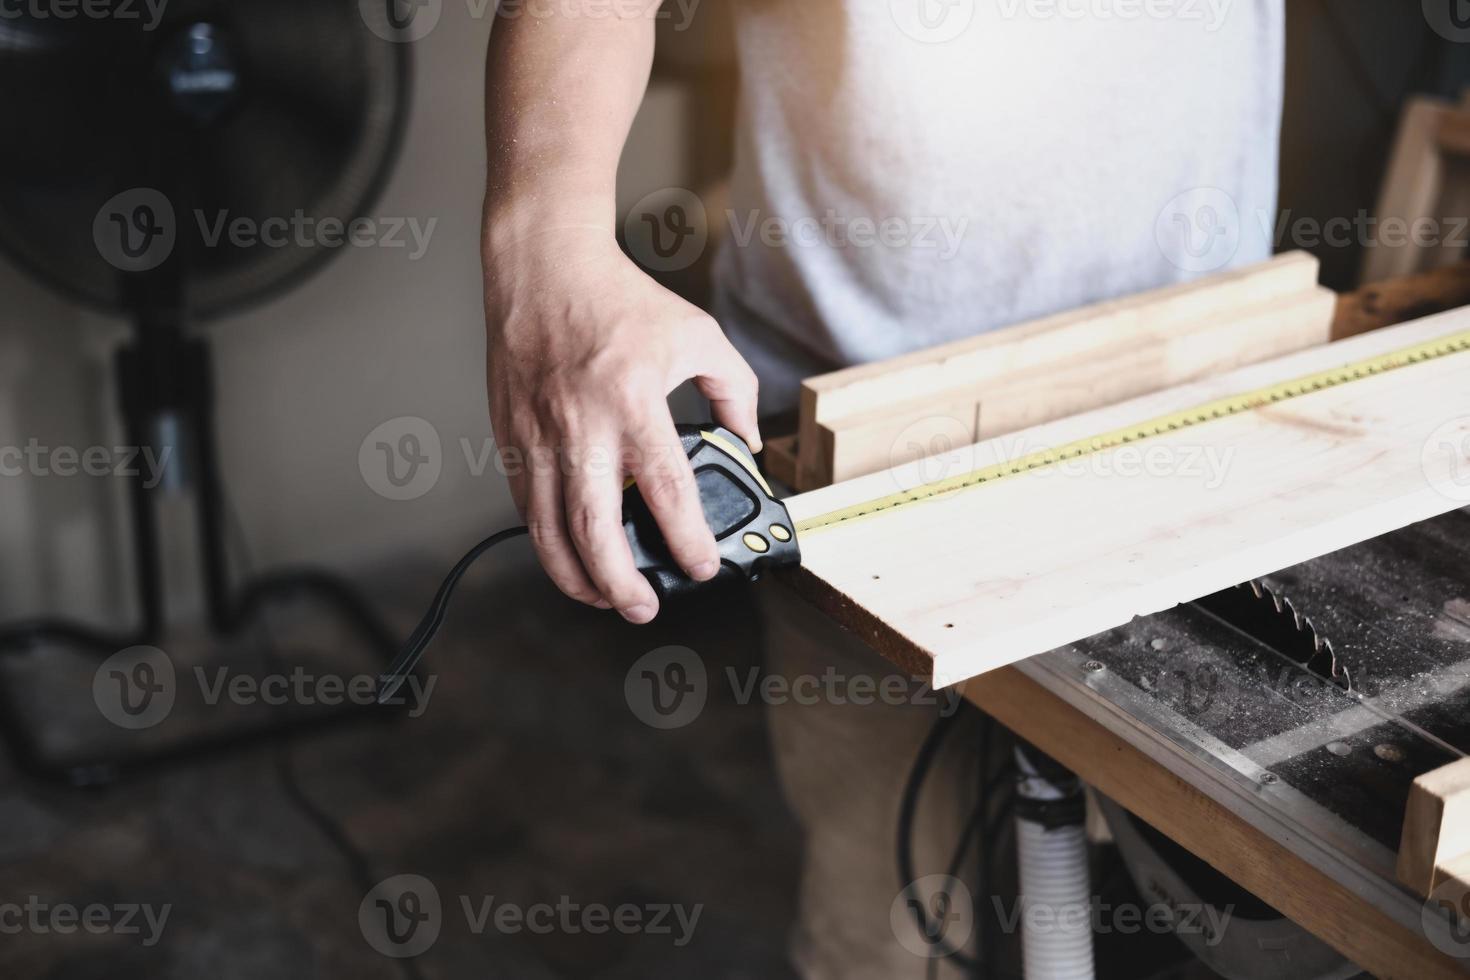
left=771, top=260, right=1470, bottom=978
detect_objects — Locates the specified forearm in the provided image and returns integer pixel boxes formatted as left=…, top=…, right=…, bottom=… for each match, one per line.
left=482, top=7, right=655, bottom=254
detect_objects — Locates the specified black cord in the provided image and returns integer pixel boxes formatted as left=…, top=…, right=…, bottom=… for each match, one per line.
left=375, top=526, right=529, bottom=704
left=222, top=502, right=437, bottom=980
left=897, top=709, right=981, bottom=973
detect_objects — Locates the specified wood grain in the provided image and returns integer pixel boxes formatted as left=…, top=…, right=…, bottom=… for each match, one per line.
left=786, top=309, right=1470, bottom=687
left=794, top=252, right=1321, bottom=489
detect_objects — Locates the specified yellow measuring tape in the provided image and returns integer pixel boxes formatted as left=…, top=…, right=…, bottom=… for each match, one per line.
left=794, top=326, right=1470, bottom=537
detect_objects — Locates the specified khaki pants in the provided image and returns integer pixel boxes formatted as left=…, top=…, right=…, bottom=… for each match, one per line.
left=761, top=584, right=991, bottom=980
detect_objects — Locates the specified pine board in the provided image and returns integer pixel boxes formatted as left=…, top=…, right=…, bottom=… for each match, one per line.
left=783, top=309, right=1470, bottom=686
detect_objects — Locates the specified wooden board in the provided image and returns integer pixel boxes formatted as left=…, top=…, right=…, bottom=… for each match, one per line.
left=1401, top=757, right=1470, bottom=909
left=795, top=252, right=1323, bottom=489
left=1333, top=260, right=1470, bottom=340
left=1363, top=96, right=1470, bottom=284
left=825, top=286, right=1335, bottom=483
left=784, top=309, right=1470, bottom=686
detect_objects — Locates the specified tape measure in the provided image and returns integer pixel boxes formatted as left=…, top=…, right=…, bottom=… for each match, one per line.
left=378, top=325, right=1470, bottom=703
left=792, top=326, right=1470, bottom=536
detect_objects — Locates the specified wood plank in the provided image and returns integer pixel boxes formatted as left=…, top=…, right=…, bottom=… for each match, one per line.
left=1364, top=97, right=1452, bottom=284
left=957, top=667, right=1470, bottom=980
left=785, top=309, right=1470, bottom=687
left=1400, top=757, right=1470, bottom=898
left=824, top=286, right=1335, bottom=483
left=794, top=252, right=1321, bottom=489
left=761, top=433, right=799, bottom=489
left=1333, top=260, right=1470, bottom=340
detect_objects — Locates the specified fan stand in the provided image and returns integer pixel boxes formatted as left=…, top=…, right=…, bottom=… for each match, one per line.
left=0, top=20, right=407, bottom=785
left=0, top=307, right=404, bottom=786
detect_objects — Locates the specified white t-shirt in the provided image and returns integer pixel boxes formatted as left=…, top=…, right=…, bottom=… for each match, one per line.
left=712, top=0, right=1285, bottom=412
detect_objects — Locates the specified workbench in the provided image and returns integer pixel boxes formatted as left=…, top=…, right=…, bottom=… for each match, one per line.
left=780, top=262, right=1470, bottom=979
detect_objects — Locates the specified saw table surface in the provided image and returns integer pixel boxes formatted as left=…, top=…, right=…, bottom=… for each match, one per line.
left=777, top=268, right=1470, bottom=978
left=997, top=507, right=1470, bottom=977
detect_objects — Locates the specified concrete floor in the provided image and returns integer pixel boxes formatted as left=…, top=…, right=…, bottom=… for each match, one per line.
left=0, top=552, right=801, bottom=979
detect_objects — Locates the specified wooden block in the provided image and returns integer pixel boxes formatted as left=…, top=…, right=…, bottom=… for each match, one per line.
left=1333, top=260, right=1470, bottom=340
left=794, top=252, right=1320, bottom=490
left=784, top=308, right=1470, bottom=687
left=822, top=286, right=1336, bottom=484
left=1399, top=757, right=1470, bottom=898
left=761, top=434, right=799, bottom=489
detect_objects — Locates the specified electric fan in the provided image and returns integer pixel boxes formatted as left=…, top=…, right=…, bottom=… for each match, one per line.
left=0, top=2, right=411, bottom=781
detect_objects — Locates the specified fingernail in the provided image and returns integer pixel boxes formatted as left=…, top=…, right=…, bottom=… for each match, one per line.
left=622, top=603, right=657, bottom=624
left=593, top=598, right=612, bottom=609
left=690, top=560, right=719, bottom=581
